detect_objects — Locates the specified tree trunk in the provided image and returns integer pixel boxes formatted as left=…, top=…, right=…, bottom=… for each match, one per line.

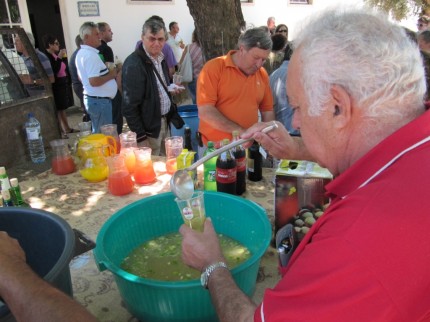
left=186, top=0, right=246, bottom=61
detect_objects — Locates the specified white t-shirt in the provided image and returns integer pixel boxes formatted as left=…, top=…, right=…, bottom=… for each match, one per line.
left=167, top=33, right=184, bottom=63
left=75, top=44, right=117, bottom=98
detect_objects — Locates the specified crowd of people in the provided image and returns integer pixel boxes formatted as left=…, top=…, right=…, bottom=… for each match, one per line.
left=2, top=7, right=430, bottom=322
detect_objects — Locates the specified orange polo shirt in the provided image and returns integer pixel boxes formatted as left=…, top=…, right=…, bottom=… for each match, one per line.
left=196, top=50, right=273, bottom=145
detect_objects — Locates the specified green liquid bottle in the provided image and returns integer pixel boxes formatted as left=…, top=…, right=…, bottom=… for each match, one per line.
left=0, top=166, right=11, bottom=191
left=9, top=178, right=29, bottom=207
left=203, top=141, right=217, bottom=191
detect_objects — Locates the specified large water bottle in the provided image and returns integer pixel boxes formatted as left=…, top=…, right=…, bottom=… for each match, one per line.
left=25, top=113, right=46, bottom=163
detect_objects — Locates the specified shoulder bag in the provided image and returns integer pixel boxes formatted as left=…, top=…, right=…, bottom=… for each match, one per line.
left=179, top=46, right=193, bottom=83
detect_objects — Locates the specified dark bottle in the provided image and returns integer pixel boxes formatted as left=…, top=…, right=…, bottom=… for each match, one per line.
left=184, top=125, right=193, bottom=151
left=216, top=139, right=237, bottom=195
left=247, top=141, right=262, bottom=181
left=232, top=131, right=246, bottom=195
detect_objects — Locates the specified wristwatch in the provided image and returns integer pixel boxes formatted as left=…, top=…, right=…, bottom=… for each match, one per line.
left=200, top=261, right=228, bottom=289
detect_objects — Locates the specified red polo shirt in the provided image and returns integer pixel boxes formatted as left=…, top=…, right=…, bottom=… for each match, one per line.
left=255, top=110, right=430, bottom=322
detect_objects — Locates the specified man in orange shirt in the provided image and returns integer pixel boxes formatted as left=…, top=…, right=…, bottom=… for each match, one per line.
left=196, top=27, right=275, bottom=151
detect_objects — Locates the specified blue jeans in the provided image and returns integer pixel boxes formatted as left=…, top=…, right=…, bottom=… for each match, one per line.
left=84, top=96, right=113, bottom=133
left=187, top=79, right=197, bottom=104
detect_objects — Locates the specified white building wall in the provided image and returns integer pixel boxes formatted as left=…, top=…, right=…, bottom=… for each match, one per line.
left=17, top=0, right=419, bottom=62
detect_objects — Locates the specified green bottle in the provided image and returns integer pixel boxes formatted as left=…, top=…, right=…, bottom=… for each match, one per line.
left=9, top=178, right=29, bottom=207
left=203, top=141, right=217, bottom=191
left=0, top=166, right=11, bottom=191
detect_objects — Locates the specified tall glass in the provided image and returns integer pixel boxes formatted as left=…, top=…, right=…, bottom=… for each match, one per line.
left=107, top=154, right=134, bottom=196
left=119, top=131, right=138, bottom=173
left=165, top=136, right=183, bottom=174
left=101, top=124, right=120, bottom=154
left=50, top=139, right=75, bottom=175
left=175, top=191, right=206, bottom=232
left=133, top=147, right=156, bottom=185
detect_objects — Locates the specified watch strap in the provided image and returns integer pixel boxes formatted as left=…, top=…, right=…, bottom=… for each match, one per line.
left=201, top=261, right=228, bottom=289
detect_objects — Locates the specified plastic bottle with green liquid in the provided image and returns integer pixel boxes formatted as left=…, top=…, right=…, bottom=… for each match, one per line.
left=203, top=141, right=217, bottom=191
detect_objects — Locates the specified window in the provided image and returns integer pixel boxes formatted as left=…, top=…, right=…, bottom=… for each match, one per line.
left=290, top=0, right=312, bottom=4
left=0, top=0, right=22, bottom=27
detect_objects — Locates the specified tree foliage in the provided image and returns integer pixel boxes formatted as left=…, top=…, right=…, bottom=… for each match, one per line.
left=365, top=0, right=430, bottom=20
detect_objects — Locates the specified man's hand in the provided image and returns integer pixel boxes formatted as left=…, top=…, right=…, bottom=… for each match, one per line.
left=180, top=218, right=225, bottom=272
left=0, top=232, right=26, bottom=277
left=241, top=121, right=313, bottom=161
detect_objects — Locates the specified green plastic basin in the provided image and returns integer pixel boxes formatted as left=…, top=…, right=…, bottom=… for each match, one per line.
left=94, top=191, right=271, bottom=322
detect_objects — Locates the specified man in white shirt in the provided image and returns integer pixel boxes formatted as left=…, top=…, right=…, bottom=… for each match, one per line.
left=166, top=21, right=185, bottom=63
left=75, top=21, right=117, bottom=133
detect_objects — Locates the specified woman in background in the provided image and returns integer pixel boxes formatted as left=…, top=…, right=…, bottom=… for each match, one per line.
left=42, top=34, right=77, bottom=137
left=179, top=30, right=204, bottom=104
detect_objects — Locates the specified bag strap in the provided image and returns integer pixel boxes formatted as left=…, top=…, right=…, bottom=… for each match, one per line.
left=135, top=48, right=171, bottom=98
left=151, top=61, right=171, bottom=97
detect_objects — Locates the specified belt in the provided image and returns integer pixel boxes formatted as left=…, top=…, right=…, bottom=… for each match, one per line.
left=85, top=95, right=111, bottom=100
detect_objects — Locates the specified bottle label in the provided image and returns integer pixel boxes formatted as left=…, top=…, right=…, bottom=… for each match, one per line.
left=216, top=167, right=236, bottom=183
left=247, top=159, right=255, bottom=173
left=207, top=170, right=216, bottom=182
left=236, top=157, right=246, bottom=172
left=26, top=128, right=40, bottom=140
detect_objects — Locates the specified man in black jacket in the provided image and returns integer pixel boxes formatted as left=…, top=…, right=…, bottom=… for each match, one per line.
left=122, top=19, right=182, bottom=156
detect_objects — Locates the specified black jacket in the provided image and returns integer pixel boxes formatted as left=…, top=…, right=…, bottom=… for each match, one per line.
left=121, top=46, right=171, bottom=141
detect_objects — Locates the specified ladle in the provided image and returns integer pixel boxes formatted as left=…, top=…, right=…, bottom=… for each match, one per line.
left=170, top=121, right=278, bottom=200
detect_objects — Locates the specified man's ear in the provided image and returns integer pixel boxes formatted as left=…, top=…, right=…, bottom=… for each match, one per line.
left=329, top=85, right=352, bottom=129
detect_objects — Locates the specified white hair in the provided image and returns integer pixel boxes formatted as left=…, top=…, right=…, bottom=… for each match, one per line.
left=79, top=22, right=97, bottom=41
left=292, top=8, right=426, bottom=120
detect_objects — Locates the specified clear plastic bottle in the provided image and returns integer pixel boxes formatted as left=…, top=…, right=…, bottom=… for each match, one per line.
left=25, top=113, right=46, bottom=163
left=203, top=141, right=217, bottom=191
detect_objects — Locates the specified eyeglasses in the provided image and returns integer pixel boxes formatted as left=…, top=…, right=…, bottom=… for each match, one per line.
left=145, top=36, right=166, bottom=43
left=278, top=30, right=287, bottom=33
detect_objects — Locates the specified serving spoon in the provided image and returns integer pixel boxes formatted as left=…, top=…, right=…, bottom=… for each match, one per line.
left=170, top=121, right=278, bottom=200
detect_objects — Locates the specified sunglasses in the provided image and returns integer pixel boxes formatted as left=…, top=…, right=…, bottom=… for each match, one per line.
left=278, top=30, right=287, bottom=33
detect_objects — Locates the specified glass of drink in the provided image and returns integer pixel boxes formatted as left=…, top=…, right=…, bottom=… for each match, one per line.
left=173, top=73, right=183, bottom=85
left=165, top=136, right=183, bottom=175
left=50, top=139, right=75, bottom=175
left=100, top=124, right=120, bottom=154
left=175, top=191, right=206, bottom=232
left=78, top=121, right=92, bottom=136
left=133, top=147, right=156, bottom=185
left=119, top=131, right=138, bottom=173
left=107, top=154, right=134, bottom=196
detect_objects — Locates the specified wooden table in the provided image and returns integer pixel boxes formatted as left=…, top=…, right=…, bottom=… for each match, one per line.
left=20, top=158, right=280, bottom=322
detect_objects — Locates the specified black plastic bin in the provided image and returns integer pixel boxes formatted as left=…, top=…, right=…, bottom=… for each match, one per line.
left=0, top=208, right=76, bottom=321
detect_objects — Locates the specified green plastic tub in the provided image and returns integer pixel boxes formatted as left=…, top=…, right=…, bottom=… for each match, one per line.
left=94, top=191, right=271, bottom=322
